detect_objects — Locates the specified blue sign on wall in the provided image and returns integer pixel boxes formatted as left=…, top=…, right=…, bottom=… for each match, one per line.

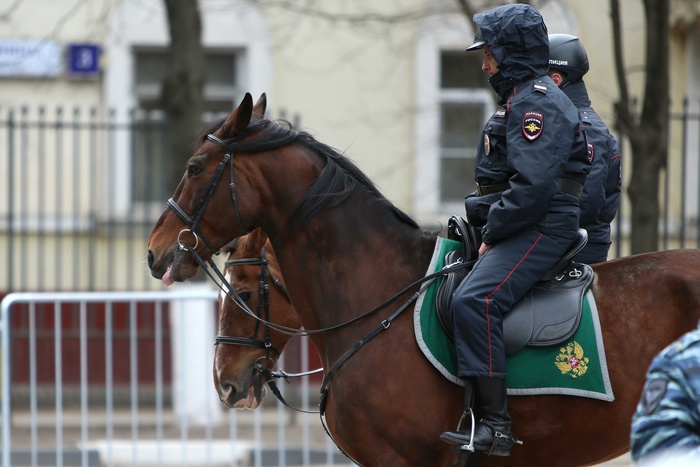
left=67, top=43, right=101, bottom=77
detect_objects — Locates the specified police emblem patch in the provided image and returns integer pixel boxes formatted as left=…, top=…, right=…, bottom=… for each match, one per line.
left=484, top=134, right=491, bottom=156
left=587, top=142, right=595, bottom=163
left=640, top=379, right=667, bottom=415
left=522, top=111, right=544, bottom=141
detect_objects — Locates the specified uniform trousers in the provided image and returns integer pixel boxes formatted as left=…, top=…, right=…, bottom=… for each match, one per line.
left=450, top=227, right=575, bottom=379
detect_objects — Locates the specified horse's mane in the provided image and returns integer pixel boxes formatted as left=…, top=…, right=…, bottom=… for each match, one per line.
left=201, top=116, right=423, bottom=232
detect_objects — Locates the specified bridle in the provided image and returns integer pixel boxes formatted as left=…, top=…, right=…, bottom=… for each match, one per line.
left=215, top=246, right=323, bottom=413
left=167, top=133, right=249, bottom=257
left=160, top=125, right=474, bottom=454
left=215, top=247, right=291, bottom=361
left=165, top=130, right=307, bottom=337
left=163, top=126, right=473, bottom=363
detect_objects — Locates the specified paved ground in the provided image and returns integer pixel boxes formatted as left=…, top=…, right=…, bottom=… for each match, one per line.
left=6, top=407, right=634, bottom=466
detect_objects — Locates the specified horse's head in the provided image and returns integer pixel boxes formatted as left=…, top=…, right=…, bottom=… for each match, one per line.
left=146, top=92, right=268, bottom=284
left=213, top=228, right=301, bottom=409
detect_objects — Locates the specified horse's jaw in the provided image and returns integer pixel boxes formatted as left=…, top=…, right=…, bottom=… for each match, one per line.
left=217, top=364, right=268, bottom=410
left=231, top=385, right=266, bottom=410
left=150, top=248, right=202, bottom=285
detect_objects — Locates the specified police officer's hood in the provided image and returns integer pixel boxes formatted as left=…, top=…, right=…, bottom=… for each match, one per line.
left=472, top=4, right=549, bottom=86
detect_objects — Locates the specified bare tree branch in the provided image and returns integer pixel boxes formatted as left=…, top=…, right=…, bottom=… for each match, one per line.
left=613, top=0, right=670, bottom=254
left=251, top=0, right=457, bottom=24
left=454, top=0, right=476, bottom=21
left=0, top=0, right=22, bottom=21
left=610, top=0, right=635, bottom=135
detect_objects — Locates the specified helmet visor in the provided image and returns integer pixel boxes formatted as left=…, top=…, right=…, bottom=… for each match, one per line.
left=466, top=27, right=485, bottom=51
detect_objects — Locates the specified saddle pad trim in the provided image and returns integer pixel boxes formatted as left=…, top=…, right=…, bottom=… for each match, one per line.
left=505, top=291, right=614, bottom=401
left=414, top=238, right=614, bottom=402
left=414, top=237, right=464, bottom=387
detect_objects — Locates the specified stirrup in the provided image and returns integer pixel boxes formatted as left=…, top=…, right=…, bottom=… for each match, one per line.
left=452, top=408, right=477, bottom=452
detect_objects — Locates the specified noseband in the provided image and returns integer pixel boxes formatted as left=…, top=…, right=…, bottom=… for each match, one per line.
left=215, top=247, right=292, bottom=361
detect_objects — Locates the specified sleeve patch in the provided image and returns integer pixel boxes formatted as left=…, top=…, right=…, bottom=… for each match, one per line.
left=640, top=378, right=667, bottom=415
left=522, top=111, right=544, bottom=141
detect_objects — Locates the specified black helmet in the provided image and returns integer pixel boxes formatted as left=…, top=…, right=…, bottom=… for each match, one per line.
left=548, top=34, right=589, bottom=84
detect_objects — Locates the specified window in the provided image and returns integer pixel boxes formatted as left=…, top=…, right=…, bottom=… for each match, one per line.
left=437, top=51, right=494, bottom=206
left=131, top=48, right=242, bottom=203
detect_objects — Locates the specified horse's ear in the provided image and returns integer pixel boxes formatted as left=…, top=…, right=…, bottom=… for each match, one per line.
left=219, top=92, right=254, bottom=138
left=252, top=93, right=267, bottom=118
left=248, top=227, right=268, bottom=252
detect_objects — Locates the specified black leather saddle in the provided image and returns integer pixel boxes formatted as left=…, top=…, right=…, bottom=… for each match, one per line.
left=436, top=217, right=593, bottom=355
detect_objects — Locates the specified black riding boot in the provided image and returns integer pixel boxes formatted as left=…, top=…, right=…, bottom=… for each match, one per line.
left=440, top=377, right=521, bottom=456
left=471, top=377, right=520, bottom=455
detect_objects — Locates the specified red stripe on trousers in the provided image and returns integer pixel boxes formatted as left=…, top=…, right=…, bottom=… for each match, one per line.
left=483, top=233, right=543, bottom=375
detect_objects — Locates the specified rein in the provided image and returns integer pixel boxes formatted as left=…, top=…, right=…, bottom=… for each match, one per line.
left=216, top=247, right=322, bottom=413
left=215, top=248, right=290, bottom=358
left=164, top=128, right=474, bottom=457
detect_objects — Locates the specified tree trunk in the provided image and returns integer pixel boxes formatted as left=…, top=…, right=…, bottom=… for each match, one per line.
left=611, top=0, right=669, bottom=254
left=161, top=0, right=206, bottom=193
left=627, top=134, right=665, bottom=253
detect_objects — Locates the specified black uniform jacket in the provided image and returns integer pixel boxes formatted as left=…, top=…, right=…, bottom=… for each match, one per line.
left=465, top=4, right=591, bottom=246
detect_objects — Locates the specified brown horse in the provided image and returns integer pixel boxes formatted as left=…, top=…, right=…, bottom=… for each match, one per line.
left=147, top=92, right=700, bottom=467
left=213, top=228, right=303, bottom=410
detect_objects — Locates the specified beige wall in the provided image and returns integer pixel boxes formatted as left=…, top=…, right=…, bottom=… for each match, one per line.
left=264, top=1, right=427, bottom=213
left=0, top=0, right=696, bottom=290
left=0, top=0, right=110, bottom=110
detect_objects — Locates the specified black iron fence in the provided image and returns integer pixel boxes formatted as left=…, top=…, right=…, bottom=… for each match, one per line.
left=1, top=103, right=699, bottom=294
left=1, top=106, right=171, bottom=293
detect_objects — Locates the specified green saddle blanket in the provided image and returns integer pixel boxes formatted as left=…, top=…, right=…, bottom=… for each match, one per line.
left=414, top=237, right=614, bottom=401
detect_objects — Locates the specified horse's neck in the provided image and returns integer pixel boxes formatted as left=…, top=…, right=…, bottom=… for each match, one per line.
left=268, top=210, right=435, bottom=345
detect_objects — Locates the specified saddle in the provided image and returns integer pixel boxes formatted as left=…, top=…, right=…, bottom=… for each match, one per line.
left=436, top=216, right=593, bottom=355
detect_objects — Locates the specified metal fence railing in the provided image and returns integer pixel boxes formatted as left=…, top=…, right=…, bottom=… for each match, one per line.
left=2, top=103, right=700, bottom=294
left=1, top=291, right=346, bottom=467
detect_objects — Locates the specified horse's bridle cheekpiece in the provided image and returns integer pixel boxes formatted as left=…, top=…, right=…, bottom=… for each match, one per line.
left=167, top=133, right=248, bottom=258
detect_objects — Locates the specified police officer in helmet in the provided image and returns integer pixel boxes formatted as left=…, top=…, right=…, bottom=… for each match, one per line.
left=548, top=34, right=622, bottom=264
left=440, top=5, right=590, bottom=456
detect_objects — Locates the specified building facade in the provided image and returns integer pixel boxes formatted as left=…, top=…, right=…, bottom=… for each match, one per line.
left=1, top=0, right=699, bottom=292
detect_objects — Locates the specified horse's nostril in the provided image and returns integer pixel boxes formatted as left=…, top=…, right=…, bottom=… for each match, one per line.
left=221, top=382, right=235, bottom=402
left=147, top=250, right=155, bottom=269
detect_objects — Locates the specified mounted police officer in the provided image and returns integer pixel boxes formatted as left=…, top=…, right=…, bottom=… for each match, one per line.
left=440, top=4, right=590, bottom=456
left=549, top=34, right=622, bottom=264
left=631, top=321, right=700, bottom=465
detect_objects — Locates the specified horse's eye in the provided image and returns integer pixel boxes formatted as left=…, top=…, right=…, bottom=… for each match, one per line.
left=238, top=292, right=252, bottom=302
left=188, top=165, right=203, bottom=176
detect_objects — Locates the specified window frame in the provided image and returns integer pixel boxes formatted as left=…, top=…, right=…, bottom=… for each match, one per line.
left=103, top=0, right=270, bottom=222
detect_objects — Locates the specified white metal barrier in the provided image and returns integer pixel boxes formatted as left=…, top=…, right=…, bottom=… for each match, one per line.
left=1, top=291, right=345, bottom=467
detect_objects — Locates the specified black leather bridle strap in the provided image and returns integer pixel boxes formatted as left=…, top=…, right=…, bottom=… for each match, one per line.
left=214, top=336, right=281, bottom=356
left=215, top=248, right=290, bottom=356
left=206, top=134, right=249, bottom=235
left=191, top=152, right=231, bottom=231
left=318, top=285, right=426, bottom=416
left=166, top=145, right=232, bottom=253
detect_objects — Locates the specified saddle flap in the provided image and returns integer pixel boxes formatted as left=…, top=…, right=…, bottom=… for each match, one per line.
left=503, top=264, right=594, bottom=355
left=435, top=250, right=467, bottom=340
